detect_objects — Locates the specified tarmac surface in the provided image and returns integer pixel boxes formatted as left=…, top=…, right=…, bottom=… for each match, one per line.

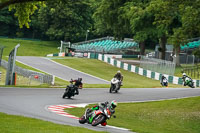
left=0, top=87, right=200, bottom=133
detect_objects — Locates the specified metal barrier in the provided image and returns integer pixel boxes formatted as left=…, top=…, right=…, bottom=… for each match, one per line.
left=140, top=56, right=176, bottom=76
left=1, top=60, right=54, bottom=85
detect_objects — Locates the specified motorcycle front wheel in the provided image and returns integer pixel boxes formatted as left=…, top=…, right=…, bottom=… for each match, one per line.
left=109, top=86, right=112, bottom=93
left=189, top=82, right=195, bottom=88
left=62, top=92, right=67, bottom=98
left=92, top=114, right=106, bottom=126
left=109, top=84, right=115, bottom=93
left=79, top=115, right=87, bottom=124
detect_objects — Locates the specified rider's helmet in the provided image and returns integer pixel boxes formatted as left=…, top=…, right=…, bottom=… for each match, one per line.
left=182, top=73, right=186, bottom=77
left=117, top=70, right=121, bottom=73
left=111, top=100, right=117, bottom=109
left=78, top=78, right=82, bottom=82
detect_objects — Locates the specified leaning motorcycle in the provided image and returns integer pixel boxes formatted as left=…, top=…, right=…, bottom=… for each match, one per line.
left=62, top=80, right=77, bottom=99
left=184, top=77, right=195, bottom=88
left=79, top=107, right=113, bottom=126
left=161, top=78, right=168, bottom=87
left=110, top=78, right=121, bottom=93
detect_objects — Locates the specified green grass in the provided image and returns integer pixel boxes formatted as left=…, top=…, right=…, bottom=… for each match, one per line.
left=53, top=57, right=182, bottom=88
left=65, top=96, right=200, bottom=133
left=0, top=38, right=59, bottom=57
left=0, top=112, right=105, bottom=133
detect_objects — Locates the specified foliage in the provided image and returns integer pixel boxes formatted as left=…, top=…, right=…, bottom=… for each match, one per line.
left=93, top=0, right=131, bottom=39
left=0, top=0, right=200, bottom=50
left=37, top=0, right=93, bottom=42
left=8, top=2, right=43, bottom=28
left=193, top=48, right=200, bottom=58
left=0, top=7, right=18, bottom=36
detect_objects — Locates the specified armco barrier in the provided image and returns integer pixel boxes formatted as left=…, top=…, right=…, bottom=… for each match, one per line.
left=1, top=60, right=54, bottom=85
left=93, top=53, right=200, bottom=87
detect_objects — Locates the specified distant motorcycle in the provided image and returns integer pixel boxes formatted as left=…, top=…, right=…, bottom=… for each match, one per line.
left=79, top=106, right=114, bottom=126
left=161, top=78, right=168, bottom=87
left=109, top=78, right=121, bottom=93
left=62, top=80, right=78, bottom=99
left=184, top=77, right=195, bottom=88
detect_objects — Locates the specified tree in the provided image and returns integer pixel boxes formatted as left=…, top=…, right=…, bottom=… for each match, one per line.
left=147, top=0, right=182, bottom=60
left=93, top=0, right=131, bottom=40
left=0, top=0, right=45, bottom=28
left=0, top=7, right=18, bottom=37
left=37, top=0, right=93, bottom=42
left=124, top=0, right=157, bottom=55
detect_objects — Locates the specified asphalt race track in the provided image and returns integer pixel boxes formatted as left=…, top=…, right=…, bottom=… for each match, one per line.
left=16, top=56, right=109, bottom=84
left=2, top=56, right=200, bottom=132
left=0, top=87, right=200, bottom=133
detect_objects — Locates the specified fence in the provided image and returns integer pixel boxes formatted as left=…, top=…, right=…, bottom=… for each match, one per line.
left=94, top=53, right=200, bottom=87
left=140, top=56, right=176, bottom=76
left=1, top=60, right=54, bottom=85
left=182, top=66, right=200, bottom=79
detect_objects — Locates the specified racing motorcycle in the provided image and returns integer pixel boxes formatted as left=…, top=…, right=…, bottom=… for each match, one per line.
left=161, top=78, right=168, bottom=87
left=62, top=80, right=78, bottom=99
left=79, top=106, right=114, bottom=126
left=184, top=77, right=195, bottom=88
left=109, top=78, right=121, bottom=93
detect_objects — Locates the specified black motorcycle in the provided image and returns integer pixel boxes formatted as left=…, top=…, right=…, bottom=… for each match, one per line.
left=62, top=80, right=78, bottom=99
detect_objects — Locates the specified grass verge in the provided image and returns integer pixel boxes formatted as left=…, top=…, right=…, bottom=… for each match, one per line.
left=0, top=38, right=59, bottom=57
left=0, top=112, right=105, bottom=133
left=65, top=96, right=200, bottom=133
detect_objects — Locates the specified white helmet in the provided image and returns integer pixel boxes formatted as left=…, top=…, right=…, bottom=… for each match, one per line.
left=182, top=73, right=186, bottom=76
left=117, top=70, right=121, bottom=73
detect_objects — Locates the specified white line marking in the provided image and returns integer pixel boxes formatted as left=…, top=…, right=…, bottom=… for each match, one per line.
left=106, top=125, right=129, bottom=131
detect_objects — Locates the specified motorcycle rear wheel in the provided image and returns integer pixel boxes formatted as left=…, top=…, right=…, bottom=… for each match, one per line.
left=92, top=114, right=105, bottom=126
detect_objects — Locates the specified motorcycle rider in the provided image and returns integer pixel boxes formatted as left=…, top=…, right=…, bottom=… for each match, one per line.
left=72, top=78, right=83, bottom=95
left=182, top=73, right=192, bottom=86
left=160, top=75, right=168, bottom=87
left=114, top=70, right=123, bottom=85
left=86, top=100, right=117, bottom=121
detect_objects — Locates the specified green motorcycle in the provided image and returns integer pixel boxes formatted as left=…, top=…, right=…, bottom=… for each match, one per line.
left=184, top=77, right=195, bottom=88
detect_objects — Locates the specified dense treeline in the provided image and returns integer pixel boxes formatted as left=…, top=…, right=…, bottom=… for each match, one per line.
left=0, top=0, right=200, bottom=64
